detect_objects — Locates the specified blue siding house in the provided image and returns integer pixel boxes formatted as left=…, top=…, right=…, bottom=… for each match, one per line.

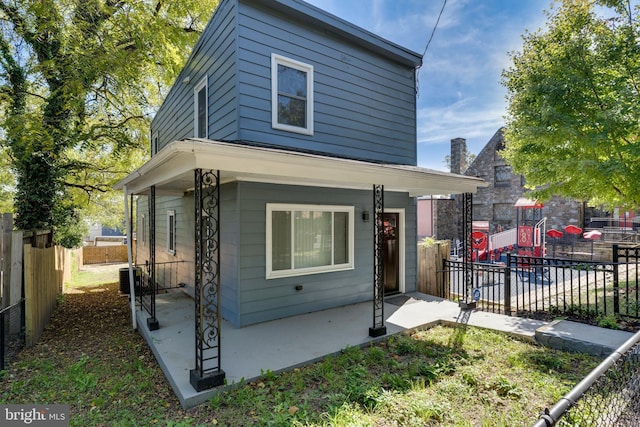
left=116, top=0, right=486, bottom=393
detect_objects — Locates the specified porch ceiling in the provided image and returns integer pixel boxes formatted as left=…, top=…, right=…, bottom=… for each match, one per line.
left=114, top=139, right=488, bottom=196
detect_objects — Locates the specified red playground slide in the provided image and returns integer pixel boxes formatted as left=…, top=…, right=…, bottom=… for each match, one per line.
left=471, top=231, right=488, bottom=261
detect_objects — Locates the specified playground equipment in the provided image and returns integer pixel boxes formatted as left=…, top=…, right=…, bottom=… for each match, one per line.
left=583, top=230, right=602, bottom=260
left=546, top=228, right=563, bottom=258
left=467, top=198, right=547, bottom=264
left=471, top=231, right=488, bottom=261
left=515, top=198, right=546, bottom=258
left=471, top=221, right=489, bottom=262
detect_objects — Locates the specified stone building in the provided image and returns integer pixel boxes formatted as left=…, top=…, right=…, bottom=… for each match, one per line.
left=429, top=128, right=588, bottom=242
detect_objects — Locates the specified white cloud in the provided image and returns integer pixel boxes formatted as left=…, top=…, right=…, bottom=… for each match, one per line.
left=301, top=0, right=549, bottom=171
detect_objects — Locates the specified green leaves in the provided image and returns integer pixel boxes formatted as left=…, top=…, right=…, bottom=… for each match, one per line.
left=0, top=0, right=219, bottom=244
left=502, top=0, right=640, bottom=207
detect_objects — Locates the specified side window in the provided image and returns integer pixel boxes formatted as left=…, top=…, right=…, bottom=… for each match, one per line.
left=152, top=132, right=158, bottom=156
left=194, top=77, right=208, bottom=138
left=271, top=54, right=313, bottom=135
left=140, top=213, right=146, bottom=246
left=167, top=210, right=176, bottom=255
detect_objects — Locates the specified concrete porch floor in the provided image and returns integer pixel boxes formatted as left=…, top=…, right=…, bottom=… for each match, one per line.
left=135, top=290, right=634, bottom=409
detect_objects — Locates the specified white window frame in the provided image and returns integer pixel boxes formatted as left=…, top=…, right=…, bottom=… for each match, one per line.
left=140, top=213, right=146, bottom=246
left=194, top=76, right=208, bottom=138
left=271, top=54, right=314, bottom=135
left=167, top=210, right=176, bottom=255
left=266, top=204, right=354, bottom=279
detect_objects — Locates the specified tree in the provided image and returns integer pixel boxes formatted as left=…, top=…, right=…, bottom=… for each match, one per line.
left=0, top=145, right=13, bottom=213
left=443, top=150, right=476, bottom=173
left=0, top=0, right=218, bottom=246
left=501, top=0, right=640, bottom=208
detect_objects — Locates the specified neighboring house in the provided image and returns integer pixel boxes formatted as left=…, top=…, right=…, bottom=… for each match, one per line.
left=115, top=0, right=485, bottom=391
left=417, top=195, right=456, bottom=240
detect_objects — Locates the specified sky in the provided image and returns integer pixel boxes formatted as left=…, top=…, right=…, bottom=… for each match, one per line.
left=304, top=0, right=551, bottom=171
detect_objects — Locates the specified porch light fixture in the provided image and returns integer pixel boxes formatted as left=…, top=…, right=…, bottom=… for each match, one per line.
left=362, top=211, right=370, bottom=222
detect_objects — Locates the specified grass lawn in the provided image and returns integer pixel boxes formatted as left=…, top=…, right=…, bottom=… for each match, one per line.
left=1, top=269, right=601, bottom=426
left=64, top=254, right=123, bottom=289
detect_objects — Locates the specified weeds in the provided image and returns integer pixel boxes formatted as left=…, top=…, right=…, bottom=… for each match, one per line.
left=197, top=326, right=600, bottom=426
left=596, top=314, right=620, bottom=330
left=2, top=284, right=602, bottom=427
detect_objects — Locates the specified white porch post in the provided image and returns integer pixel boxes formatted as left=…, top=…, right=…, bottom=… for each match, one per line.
left=123, top=185, right=137, bottom=330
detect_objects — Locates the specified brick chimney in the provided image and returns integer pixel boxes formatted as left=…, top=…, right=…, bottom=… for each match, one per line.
left=450, top=137, right=467, bottom=174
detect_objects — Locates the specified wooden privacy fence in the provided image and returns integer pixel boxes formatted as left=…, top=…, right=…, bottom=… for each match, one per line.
left=417, top=240, right=450, bottom=297
left=82, top=244, right=130, bottom=265
left=23, top=244, right=72, bottom=346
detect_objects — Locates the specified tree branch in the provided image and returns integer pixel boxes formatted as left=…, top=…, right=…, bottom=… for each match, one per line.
left=64, top=181, right=110, bottom=193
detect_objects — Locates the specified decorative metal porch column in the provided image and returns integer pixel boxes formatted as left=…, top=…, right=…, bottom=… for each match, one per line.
left=146, top=185, right=159, bottom=330
left=369, top=184, right=387, bottom=337
left=190, top=169, right=225, bottom=391
left=459, top=192, right=476, bottom=309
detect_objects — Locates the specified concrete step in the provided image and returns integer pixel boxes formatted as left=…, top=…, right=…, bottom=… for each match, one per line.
left=535, top=320, right=635, bottom=357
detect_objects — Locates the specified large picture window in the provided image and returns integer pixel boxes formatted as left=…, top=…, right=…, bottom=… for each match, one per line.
left=271, top=54, right=313, bottom=135
left=266, top=204, right=353, bottom=279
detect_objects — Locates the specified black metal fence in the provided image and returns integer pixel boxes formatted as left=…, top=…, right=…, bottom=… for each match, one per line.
left=442, top=245, right=640, bottom=320
left=136, top=260, right=187, bottom=317
left=0, top=299, right=25, bottom=371
left=533, top=330, right=640, bottom=426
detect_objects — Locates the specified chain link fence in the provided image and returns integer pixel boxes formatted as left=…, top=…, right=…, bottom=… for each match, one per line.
left=533, top=330, right=640, bottom=426
left=1, top=300, right=25, bottom=370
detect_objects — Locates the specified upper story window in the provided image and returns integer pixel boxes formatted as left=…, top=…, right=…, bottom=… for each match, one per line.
left=151, top=131, right=158, bottom=155
left=271, top=54, right=313, bottom=135
left=194, top=77, right=208, bottom=138
left=494, top=165, right=512, bottom=187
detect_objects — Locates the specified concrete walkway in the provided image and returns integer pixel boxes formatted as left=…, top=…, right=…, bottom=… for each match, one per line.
left=136, top=291, right=635, bottom=409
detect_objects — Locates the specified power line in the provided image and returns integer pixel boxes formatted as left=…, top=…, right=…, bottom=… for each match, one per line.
left=422, top=0, right=448, bottom=58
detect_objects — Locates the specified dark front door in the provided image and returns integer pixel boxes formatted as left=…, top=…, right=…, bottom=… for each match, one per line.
left=383, top=212, right=400, bottom=294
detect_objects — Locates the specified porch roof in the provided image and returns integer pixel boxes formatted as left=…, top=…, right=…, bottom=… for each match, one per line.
left=114, top=139, right=488, bottom=196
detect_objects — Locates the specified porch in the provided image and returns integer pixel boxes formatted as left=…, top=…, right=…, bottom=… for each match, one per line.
left=138, top=288, right=551, bottom=408
left=116, top=138, right=490, bottom=394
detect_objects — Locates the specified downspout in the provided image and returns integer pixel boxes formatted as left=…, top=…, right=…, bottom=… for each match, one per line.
left=123, top=184, right=137, bottom=330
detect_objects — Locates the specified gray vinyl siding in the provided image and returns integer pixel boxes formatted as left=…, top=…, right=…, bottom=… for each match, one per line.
left=141, top=0, right=423, bottom=327
left=134, top=195, right=196, bottom=290
left=220, top=182, right=240, bottom=325
left=233, top=181, right=416, bottom=327
left=236, top=1, right=417, bottom=165
left=151, top=0, right=419, bottom=165
left=135, top=182, right=416, bottom=328
left=151, top=0, right=239, bottom=152
left=135, top=189, right=241, bottom=325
